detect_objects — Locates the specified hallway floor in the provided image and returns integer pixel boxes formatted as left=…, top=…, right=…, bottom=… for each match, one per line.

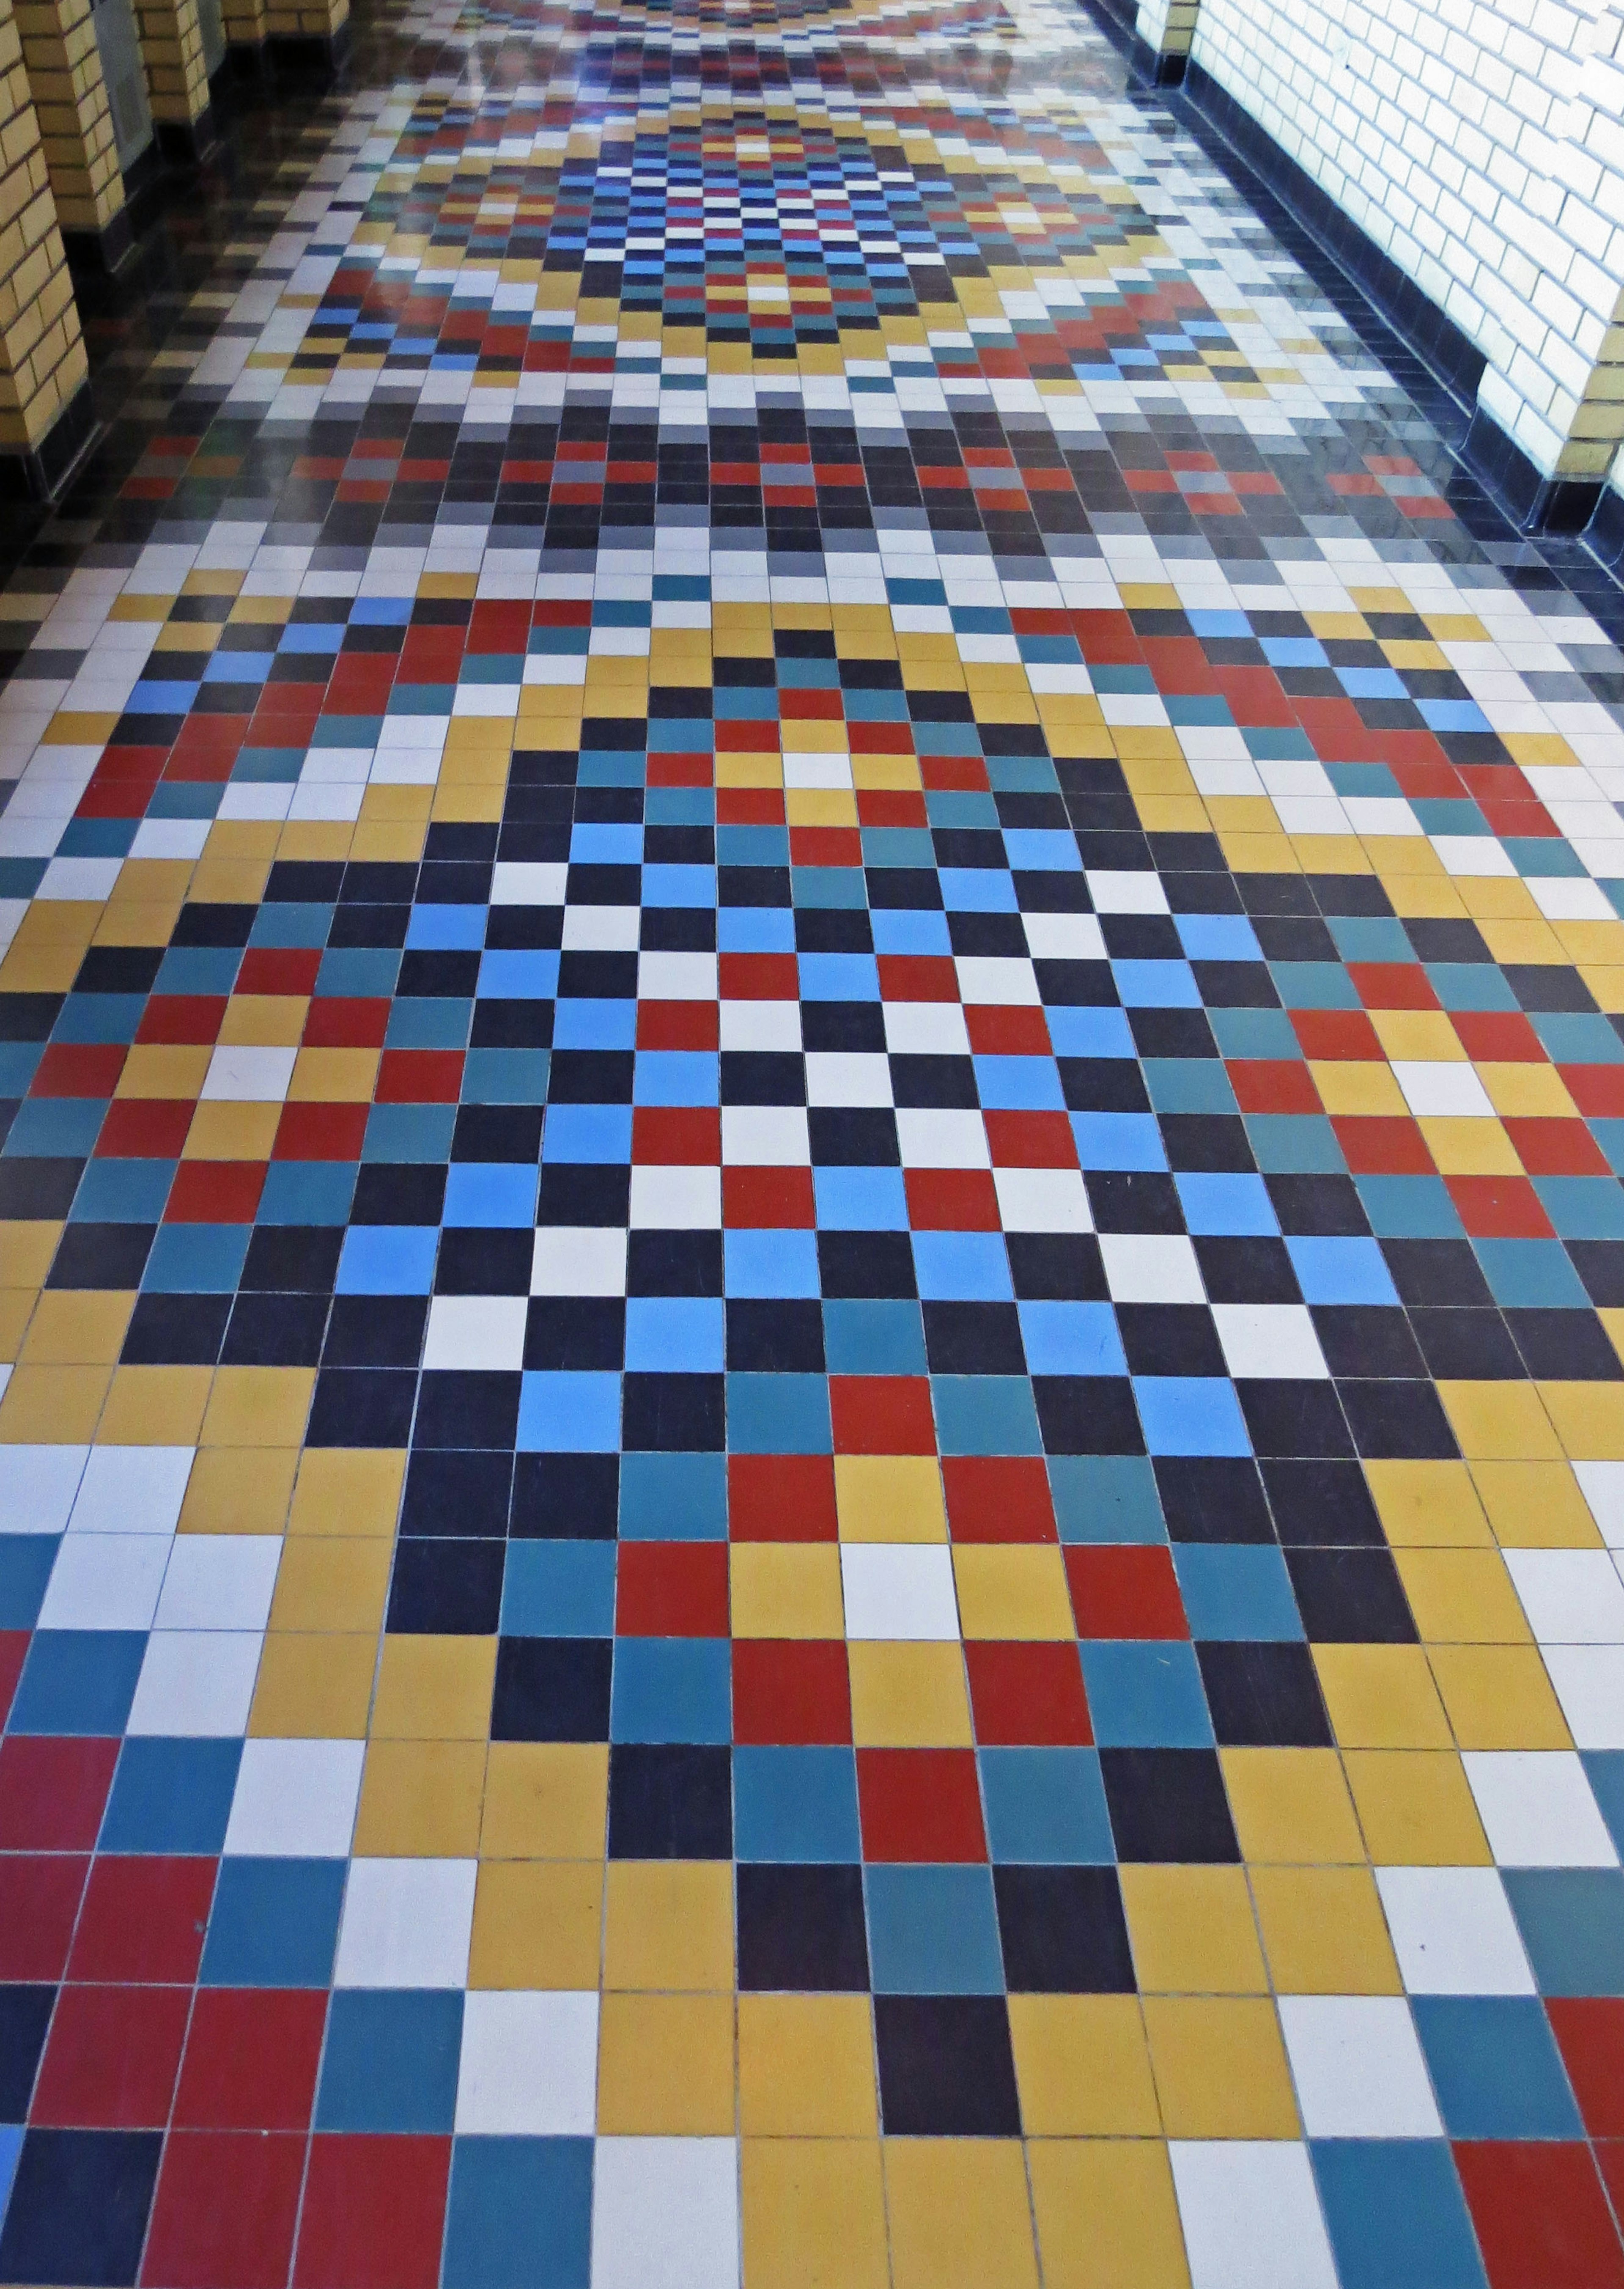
left=3, top=1, right=1624, bottom=2281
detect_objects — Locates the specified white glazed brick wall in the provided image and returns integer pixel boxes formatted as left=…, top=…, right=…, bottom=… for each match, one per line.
left=1183, top=0, right=1624, bottom=484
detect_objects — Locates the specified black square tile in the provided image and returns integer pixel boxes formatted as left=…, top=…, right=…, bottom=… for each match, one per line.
left=1156, top=1457, right=1273, bottom=1544
left=510, top=1453, right=620, bottom=1538
left=0, top=2129, right=162, bottom=2288
left=736, top=1864, right=870, bottom=1990
left=607, top=1744, right=732, bottom=1857
left=873, top=1995, right=1022, bottom=2135
left=993, top=1864, right=1135, bottom=1993
left=726, top=1300, right=825, bottom=1373
left=1261, top=1458, right=1383, bottom=1546
left=386, top=1539, right=506, bottom=1633
left=1284, top=1546, right=1417, bottom=1642
left=402, top=1449, right=512, bottom=1538
left=491, top=1637, right=609, bottom=1742
left=921, top=1301, right=1026, bottom=1374
left=1196, top=1642, right=1331, bottom=1746
left=1099, top=1747, right=1239, bottom=1861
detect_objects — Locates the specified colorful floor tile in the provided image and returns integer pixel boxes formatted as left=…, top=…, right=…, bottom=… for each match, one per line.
left=3, top=0, right=1624, bottom=2282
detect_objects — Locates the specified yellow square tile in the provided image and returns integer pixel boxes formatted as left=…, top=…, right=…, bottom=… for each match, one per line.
left=18, top=1291, right=132, bottom=1365
left=219, top=994, right=307, bottom=1047
left=1309, top=1061, right=1406, bottom=1116
left=469, top=1860, right=603, bottom=1988
left=183, top=1102, right=281, bottom=1160
left=99, top=1366, right=211, bottom=1445
left=1250, top=1866, right=1400, bottom=1994
left=1344, top=1749, right=1491, bottom=1863
left=848, top=1641, right=971, bottom=1745
left=1314, top=1644, right=1452, bottom=1747
left=288, top=1046, right=380, bottom=1102
left=1369, top=1009, right=1463, bottom=1062
left=730, top=1542, right=844, bottom=1638
left=248, top=1633, right=376, bottom=1737
left=268, top=1537, right=391, bottom=1632
left=1477, top=1063, right=1576, bottom=1118
left=603, top=1860, right=734, bottom=1989
left=951, top=1545, right=1073, bottom=1638
left=834, top=1454, right=946, bottom=1541
left=738, top=1995, right=879, bottom=2135
left=1440, top=1382, right=1561, bottom=1460
left=1, top=1224, right=64, bottom=1287
left=480, top=1743, right=607, bottom=1858
left=1142, top=1996, right=1299, bottom=2138
left=596, top=1994, right=734, bottom=2133
left=1008, top=1995, right=1159, bottom=2134
left=1220, top=1748, right=1364, bottom=1863
left=1029, top=2140, right=1191, bottom=2289
left=742, top=2140, right=889, bottom=2289
left=1120, top=1866, right=1267, bottom=1993
left=115, top=1043, right=210, bottom=1098
left=1430, top=1644, right=1571, bottom=1748
left=1470, top=1459, right=1602, bottom=1547
left=354, top=1739, right=485, bottom=1856
left=1538, top=1382, right=1624, bottom=1459
left=1366, top=1459, right=1490, bottom=1547
left=370, top=1636, right=495, bottom=1739
left=1393, top=1548, right=1531, bottom=1641
left=885, top=2140, right=1040, bottom=2289
left=0, top=1363, right=111, bottom=1443
left=288, top=1447, right=404, bottom=1535
left=200, top=1367, right=314, bottom=1448
left=1418, top=1116, right=1521, bottom=1175
left=0, top=1291, right=36, bottom=1361
left=179, top=1448, right=296, bottom=1535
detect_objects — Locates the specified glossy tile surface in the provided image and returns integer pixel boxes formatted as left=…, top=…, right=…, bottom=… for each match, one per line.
left=3, top=1, right=1624, bottom=2282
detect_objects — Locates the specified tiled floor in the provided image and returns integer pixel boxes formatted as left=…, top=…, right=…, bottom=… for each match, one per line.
left=3, top=0, right=1624, bottom=2281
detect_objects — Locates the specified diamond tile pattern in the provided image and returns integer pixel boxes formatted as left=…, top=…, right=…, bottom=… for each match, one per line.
left=2, top=0, right=1624, bottom=2282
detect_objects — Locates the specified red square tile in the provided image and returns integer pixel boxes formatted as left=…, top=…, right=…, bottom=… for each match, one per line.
left=168, top=717, right=245, bottom=774
left=722, top=1167, right=815, bottom=1228
left=966, top=1641, right=1091, bottom=1745
left=238, top=948, right=322, bottom=998
left=982, top=1112, right=1076, bottom=1169
left=165, top=1162, right=266, bottom=1223
left=1454, top=2141, right=1624, bottom=2289
left=876, top=954, right=958, bottom=1003
left=943, top=1456, right=1056, bottom=1543
left=1330, top=1116, right=1436, bottom=1175
left=374, top=1050, right=463, bottom=1104
left=302, top=995, right=389, bottom=1047
left=732, top=1640, right=852, bottom=1744
left=1064, top=1546, right=1188, bottom=1639
left=0, top=1737, right=118, bottom=1849
left=294, top=2135, right=450, bottom=2289
left=857, top=1748, right=986, bottom=1861
left=615, top=1542, right=729, bottom=1637
left=0, top=1856, right=87, bottom=1979
left=636, top=1000, right=719, bottom=1050
left=174, top=1989, right=327, bottom=2130
left=143, top=2132, right=305, bottom=2289
left=273, top=1102, right=368, bottom=1162
left=1291, top=1010, right=1384, bottom=1061
left=631, top=1107, right=720, bottom=1165
left=30, top=1044, right=126, bottom=1098
left=137, top=996, right=227, bottom=1046
left=1348, top=962, right=1439, bottom=1011
left=829, top=1376, right=937, bottom=1456
left=1547, top=2000, right=1624, bottom=2138
left=1453, top=1011, right=1545, bottom=1063
left=1505, top=1118, right=1610, bottom=1177
left=966, top=1006, right=1051, bottom=1056
left=68, top=1857, right=216, bottom=1984
left=903, top=1169, right=1002, bottom=1229
left=96, top=1099, right=194, bottom=1159
left=1445, top=1175, right=1555, bottom=1240
left=1561, top=1066, right=1624, bottom=1118
left=1226, top=1060, right=1320, bottom=1115
left=789, top=827, right=861, bottom=869
left=728, top=1454, right=837, bottom=1541
left=32, top=1982, right=189, bottom=2127
left=719, top=952, right=798, bottom=1000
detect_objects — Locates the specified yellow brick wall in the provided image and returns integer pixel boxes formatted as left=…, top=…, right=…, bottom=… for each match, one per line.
left=132, top=0, right=206, bottom=124
left=222, top=0, right=263, bottom=49
left=264, top=0, right=346, bottom=44
left=0, top=0, right=88, bottom=449
left=15, top=0, right=125, bottom=234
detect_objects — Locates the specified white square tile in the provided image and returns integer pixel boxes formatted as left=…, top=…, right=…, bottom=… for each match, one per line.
left=883, top=1001, right=970, bottom=1056
left=1544, top=1644, right=1624, bottom=1748
left=423, top=1294, right=529, bottom=1371
left=955, top=954, right=1039, bottom=1006
left=1022, top=911, right=1106, bottom=961
left=719, top=1000, right=801, bottom=1052
left=894, top=1107, right=990, bottom=1169
left=1463, top=1750, right=1619, bottom=1867
left=531, top=1228, right=628, bottom=1296
left=200, top=1044, right=299, bottom=1101
left=993, top=1166, right=1093, bottom=1233
left=805, top=1052, right=893, bottom=1107
left=455, top=1990, right=598, bottom=2133
left=590, top=2138, right=740, bottom=2289
left=1375, top=1866, right=1535, bottom=1994
left=840, top=1545, right=959, bottom=1640
left=720, top=1106, right=810, bottom=1165
left=1087, top=870, right=1169, bottom=914
left=638, top=950, right=717, bottom=1000
left=1170, top=2141, right=1337, bottom=2289
left=1505, top=1549, right=1624, bottom=1644
left=224, top=1738, right=365, bottom=1856
left=1099, top=1232, right=1205, bottom=1303
left=562, top=904, right=639, bottom=950
left=38, top=1534, right=170, bottom=1630
left=154, top=1536, right=281, bottom=1632
left=3, top=1445, right=88, bottom=1533
left=126, top=1631, right=263, bottom=1736
left=335, top=1857, right=477, bottom=1987
left=630, top=1165, right=722, bottom=1228
left=67, top=1445, right=193, bottom=1535
left=1391, top=1061, right=1494, bottom=1118
left=1574, top=1461, right=1624, bottom=1548
left=1211, top=1304, right=1328, bottom=1380
left=1278, top=1995, right=1441, bottom=2137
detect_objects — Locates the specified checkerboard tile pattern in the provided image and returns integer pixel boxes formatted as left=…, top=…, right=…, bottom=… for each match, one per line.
left=2, top=1, right=1624, bottom=2283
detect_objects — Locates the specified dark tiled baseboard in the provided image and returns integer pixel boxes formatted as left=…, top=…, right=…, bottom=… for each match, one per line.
left=1591, top=485, right=1624, bottom=573
left=0, top=381, right=100, bottom=504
